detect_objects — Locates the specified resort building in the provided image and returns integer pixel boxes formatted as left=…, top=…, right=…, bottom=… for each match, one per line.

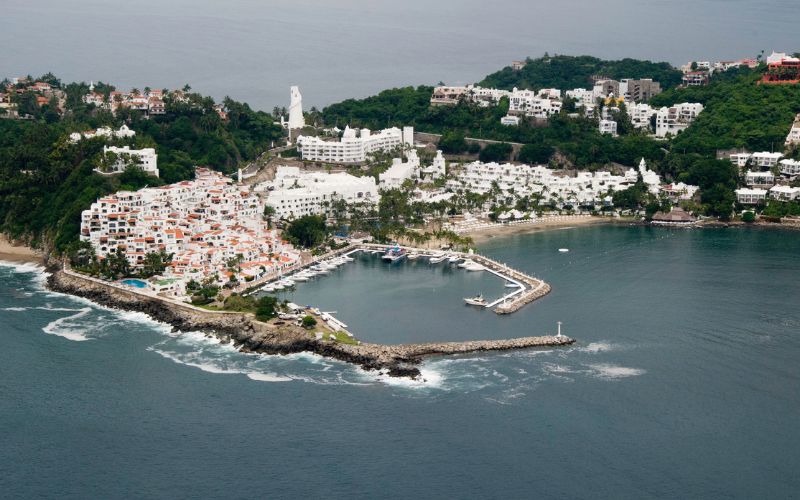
left=379, top=150, right=421, bottom=189
left=445, top=158, right=661, bottom=209
left=599, top=119, right=618, bottom=136
left=296, top=126, right=413, bottom=163
left=80, top=168, right=299, bottom=292
left=99, top=146, right=159, bottom=177
left=660, top=182, right=699, bottom=201
left=744, top=170, right=775, bottom=188
left=430, top=86, right=471, bottom=106
left=769, top=185, right=800, bottom=202
left=785, top=114, right=800, bottom=146
left=682, top=72, right=710, bottom=86
left=735, top=188, right=768, bottom=205
left=627, top=103, right=657, bottom=129
left=258, top=166, right=379, bottom=219
left=729, top=151, right=784, bottom=170
left=779, top=159, right=800, bottom=178
left=655, top=103, right=704, bottom=138
left=419, top=150, right=446, bottom=181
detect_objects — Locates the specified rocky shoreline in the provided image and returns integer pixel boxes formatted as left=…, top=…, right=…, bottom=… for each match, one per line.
left=47, top=270, right=575, bottom=380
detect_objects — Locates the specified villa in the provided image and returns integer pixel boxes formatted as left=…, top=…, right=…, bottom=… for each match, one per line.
left=100, top=146, right=159, bottom=177
left=735, top=188, right=768, bottom=205
left=655, top=103, right=704, bottom=138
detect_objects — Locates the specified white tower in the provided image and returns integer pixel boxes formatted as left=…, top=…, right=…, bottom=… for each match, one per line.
left=288, top=86, right=305, bottom=130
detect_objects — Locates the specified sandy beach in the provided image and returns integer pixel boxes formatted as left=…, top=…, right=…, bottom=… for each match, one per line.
left=465, top=216, right=621, bottom=242
left=0, top=236, right=43, bottom=264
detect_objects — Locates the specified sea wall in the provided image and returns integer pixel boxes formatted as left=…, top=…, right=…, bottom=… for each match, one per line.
left=47, top=270, right=574, bottom=379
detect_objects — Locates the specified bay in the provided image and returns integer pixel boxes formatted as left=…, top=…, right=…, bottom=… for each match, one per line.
left=1, top=225, right=798, bottom=498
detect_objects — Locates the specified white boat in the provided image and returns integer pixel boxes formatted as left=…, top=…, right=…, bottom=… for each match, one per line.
left=448, top=255, right=461, bottom=263
left=429, top=253, right=447, bottom=264
left=457, top=259, right=473, bottom=268
left=407, top=253, right=420, bottom=260
left=293, top=274, right=309, bottom=282
left=382, top=245, right=406, bottom=262
left=464, top=262, right=485, bottom=272
left=262, top=284, right=275, bottom=292
left=463, top=294, right=486, bottom=306
left=505, top=282, right=521, bottom=288
left=272, top=283, right=284, bottom=291
left=341, top=255, right=354, bottom=262
left=558, top=248, right=569, bottom=253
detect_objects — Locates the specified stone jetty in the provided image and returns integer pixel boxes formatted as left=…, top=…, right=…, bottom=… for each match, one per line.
left=47, top=269, right=573, bottom=380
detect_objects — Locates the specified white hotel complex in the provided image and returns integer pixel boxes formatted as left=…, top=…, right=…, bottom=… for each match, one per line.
left=446, top=158, right=665, bottom=208
left=80, top=168, right=300, bottom=295
left=257, top=166, right=379, bottom=219
left=297, top=126, right=414, bottom=163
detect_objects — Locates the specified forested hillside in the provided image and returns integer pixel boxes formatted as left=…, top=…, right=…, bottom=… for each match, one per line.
left=0, top=78, right=283, bottom=252
left=479, top=55, right=683, bottom=91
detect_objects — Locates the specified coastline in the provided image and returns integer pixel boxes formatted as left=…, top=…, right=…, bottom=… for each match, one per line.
left=465, top=216, right=623, bottom=242
left=0, top=236, right=44, bottom=265
left=46, top=269, right=574, bottom=379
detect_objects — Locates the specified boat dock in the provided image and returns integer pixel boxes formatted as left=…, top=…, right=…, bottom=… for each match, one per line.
left=244, top=242, right=551, bottom=315
left=349, top=243, right=551, bottom=315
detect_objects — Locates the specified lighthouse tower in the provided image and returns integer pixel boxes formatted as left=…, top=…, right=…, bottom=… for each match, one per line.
left=287, top=86, right=305, bottom=130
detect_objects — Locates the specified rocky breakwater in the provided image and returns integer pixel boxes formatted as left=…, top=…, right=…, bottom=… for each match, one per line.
left=47, top=270, right=574, bottom=380
left=495, top=280, right=552, bottom=314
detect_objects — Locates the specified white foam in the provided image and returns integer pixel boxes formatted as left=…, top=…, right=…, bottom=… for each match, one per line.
left=586, top=363, right=645, bottom=380
left=246, top=372, right=293, bottom=382
left=580, top=342, right=615, bottom=353
left=2, top=307, right=28, bottom=311
left=41, top=307, right=93, bottom=341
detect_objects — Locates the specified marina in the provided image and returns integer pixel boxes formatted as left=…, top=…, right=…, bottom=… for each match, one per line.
left=249, top=242, right=551, bottom=315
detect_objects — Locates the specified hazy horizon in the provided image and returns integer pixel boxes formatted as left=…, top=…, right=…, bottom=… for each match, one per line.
left=3, top=0, right=799, bottom=110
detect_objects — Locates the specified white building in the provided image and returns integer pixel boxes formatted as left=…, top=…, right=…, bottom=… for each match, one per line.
left=379, top=150, right=421, bottom=189
left=445, top=159, right=656, bottom=209
left=769, top=185, right=800, bottom=201
left=508, top=88, right=562, bottom=118
left=730, top=152, right=784, bottom=169
left=785, top=114, right=800, bottom=146
left=287, top=86, right=305, bottom=130
left=627, top=102, right=657, bottom=129
left=599, top=119, right=618, bottom=136
left=80, top=168, right=300, bottom=291
left=100, top=146, right=158, bottom=177
left=297, top=126, right=413, bottom=163
left=420, top=150, right=446, bottom=181
left=259, top=166, right=379, bottom=218
left=735, top=188, right=768, bottom=204
left=500, top=115, right=520, bottom=126
left=660, top=182, right=699, bottom=201
left=655, top=103, right=704, bottom=138
left=744, top=170, right=775, bottom=188
left=779, top=159, right=800, bottom=178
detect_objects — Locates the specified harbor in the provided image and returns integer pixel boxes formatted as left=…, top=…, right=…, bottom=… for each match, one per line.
left=248, top=242, right=552, bottom=315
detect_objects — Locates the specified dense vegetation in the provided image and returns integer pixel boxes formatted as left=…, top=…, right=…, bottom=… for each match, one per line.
left=0, top=76, right=284, bottom=252
left=479, top=54, right=684, bottom=91
left=649, top=69, right=800, bottom=155
left=322, top=57, right=800, bottom=219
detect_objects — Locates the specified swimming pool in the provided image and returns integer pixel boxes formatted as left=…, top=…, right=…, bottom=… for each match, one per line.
left=121, top=279, right=148, bottom=289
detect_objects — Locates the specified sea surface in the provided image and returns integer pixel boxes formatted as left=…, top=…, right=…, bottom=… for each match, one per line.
left=1, top=225, right=799, bottom=499
left=2, top=0, right=799, bottom=110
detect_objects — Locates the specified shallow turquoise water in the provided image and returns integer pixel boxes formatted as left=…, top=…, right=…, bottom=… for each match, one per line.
left=1, top=225, right=798, bottom=498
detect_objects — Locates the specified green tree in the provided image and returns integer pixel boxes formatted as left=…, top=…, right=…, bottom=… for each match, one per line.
left=301, top=315, right=317, bottom=329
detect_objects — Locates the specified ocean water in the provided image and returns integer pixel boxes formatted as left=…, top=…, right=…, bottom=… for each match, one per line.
left=1, top=225, right=799, bottom=498
left=2, top=0, right=799, bottom=110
